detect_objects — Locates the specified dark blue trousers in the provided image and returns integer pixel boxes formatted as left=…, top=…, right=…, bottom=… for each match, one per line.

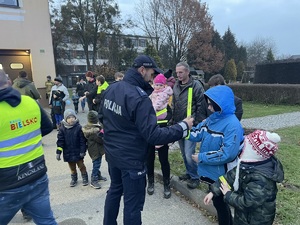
left=103, top=164, right=146, bottom=225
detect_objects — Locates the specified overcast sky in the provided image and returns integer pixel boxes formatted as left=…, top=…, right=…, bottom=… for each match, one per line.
left=117, top=0, right=300, bottom=57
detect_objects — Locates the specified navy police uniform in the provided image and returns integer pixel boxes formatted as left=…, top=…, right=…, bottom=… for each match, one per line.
left=100, top=67, right=189, bottom=225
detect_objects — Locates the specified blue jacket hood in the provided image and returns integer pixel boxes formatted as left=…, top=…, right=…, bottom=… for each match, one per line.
left=204, top=85, right=235, bottom=116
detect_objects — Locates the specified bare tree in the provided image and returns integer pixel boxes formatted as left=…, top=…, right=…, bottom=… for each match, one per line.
left=135, top=0, right=164, bottom=52
left=246, top=37, right=277, bottom=67
left=136, top=0, right=212, bottom=67
left=60, top=0, right=121, bottom=69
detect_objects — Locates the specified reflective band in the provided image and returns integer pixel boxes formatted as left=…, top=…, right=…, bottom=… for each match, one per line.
left=157, top=120, right=168, bottom=124
left=0, top=140, right=42, bottom=158
left=0, top=129, right=41, bottom=148
left=187, top=88, right=193, bottom=117
left=156, top=108, right=167, bottom=117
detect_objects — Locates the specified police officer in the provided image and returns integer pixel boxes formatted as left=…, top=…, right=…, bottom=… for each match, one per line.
left=0, top=69, right=57, bottom=224
left=100, top=55, right=194, bottom=225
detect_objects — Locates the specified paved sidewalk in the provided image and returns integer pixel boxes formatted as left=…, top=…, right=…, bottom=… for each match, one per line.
left=241, top=111, right=300, bottom=130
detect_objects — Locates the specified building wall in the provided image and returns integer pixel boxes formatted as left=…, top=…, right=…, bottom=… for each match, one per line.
left=0, top=0, right=55, bottom=88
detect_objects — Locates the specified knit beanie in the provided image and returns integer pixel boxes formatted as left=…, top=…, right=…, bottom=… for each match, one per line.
left=87, top=110, right=99, bottom=124
left=54, top=77, right=62, bottom=83
left=233, top=130, right=281, bottom=191
left=154, top=74, right=166, bottom=85
left=64, top=109, right=77, bottom=121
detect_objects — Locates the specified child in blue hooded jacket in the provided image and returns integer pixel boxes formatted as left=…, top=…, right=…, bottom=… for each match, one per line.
left=188, top=85, right=244, bottom=225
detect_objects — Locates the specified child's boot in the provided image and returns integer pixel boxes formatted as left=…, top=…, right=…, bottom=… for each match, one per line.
left=163, top=178, right=171, bottom=199
left=90, top=176, right=101, bottom=189
left=147, top=176, right=154, bottom=195
left=97, top=171, right=107, bottom=181
left=82, top=172, right=88, bottom=186
left=70, top=173, right=78, bottom=187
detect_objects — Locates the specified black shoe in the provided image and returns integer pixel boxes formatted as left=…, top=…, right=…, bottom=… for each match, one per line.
left=178, top=174, right=191, bottom=181
left=187, top=179, right=200, bottom=189
left=98, top=175, right=107, bottom=181
left=147, top=176, right=154, bottom=195
left=90, top=178, right=101, bottom=189
left=70, top=174, right=78, bottom=187
left=163, top=178, right=171, bottom=199
left=82, top=173, right=89, bottom=186
left=21, top=209, right=32, bottom=221
left=97, top=171, right=107, bottom=181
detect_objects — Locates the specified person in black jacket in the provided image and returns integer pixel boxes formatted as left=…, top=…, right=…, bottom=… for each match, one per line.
left=56, top=109, right=88, bottom=187
left=100, top=55, right=194, bottom=225
left=207, top=74, right=243, bottom=121
left=83, top=71, right=96, bottom=111
left=76, top=76, right=86, bottom=112
left=172, top=62, right=208, bottom=190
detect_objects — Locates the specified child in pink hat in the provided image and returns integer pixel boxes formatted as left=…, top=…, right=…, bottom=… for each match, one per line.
left=150, top=74, right=173, bottom=122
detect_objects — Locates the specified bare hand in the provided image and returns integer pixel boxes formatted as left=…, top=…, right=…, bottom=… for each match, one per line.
left=204, top=192, right=213, bottom=205
left=183, top=116, right=194, bottom=130
left=220, top=182, right=230, bottom=195
left=192, top=153, right=199, bottom=163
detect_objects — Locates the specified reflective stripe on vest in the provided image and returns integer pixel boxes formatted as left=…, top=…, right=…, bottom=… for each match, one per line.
left=97, top=81, right=109, bottom=94
left=0, top=95, right=43, bottom=168
left=187, top=87, right=193, bottom=117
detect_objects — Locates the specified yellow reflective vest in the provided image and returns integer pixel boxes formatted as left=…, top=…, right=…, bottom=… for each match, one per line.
left=97, top=81, right=109, bottom=94
left=0, top=95, right=43, bottom=168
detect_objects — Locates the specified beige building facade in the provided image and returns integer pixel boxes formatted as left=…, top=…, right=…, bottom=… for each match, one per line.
left=0, top=0, right=55, bottom=95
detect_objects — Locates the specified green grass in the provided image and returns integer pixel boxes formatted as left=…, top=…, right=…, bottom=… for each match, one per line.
left=274, top=126, right=300, bottom=225
left=242, top=102, right=300, bottom=118
left=154, top=103, right=300, bottom=224
left=163, top=127, right=300, bottom=225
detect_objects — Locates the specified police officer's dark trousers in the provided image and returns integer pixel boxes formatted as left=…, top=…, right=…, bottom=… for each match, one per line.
left=103, top=164, right=146, bottom=225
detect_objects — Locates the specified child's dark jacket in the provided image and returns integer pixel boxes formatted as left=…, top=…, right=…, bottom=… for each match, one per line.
left=56, top=120, right=87, bottom=162
left=210, top=156, right=284, bottom=225
left=82, top=123, right=105, bottom=160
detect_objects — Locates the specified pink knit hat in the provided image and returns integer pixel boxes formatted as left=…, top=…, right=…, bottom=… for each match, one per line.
left=154, top=74, right=166, bottom=85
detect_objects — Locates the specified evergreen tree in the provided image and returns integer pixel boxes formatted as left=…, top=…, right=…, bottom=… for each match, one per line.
left=266, top=48, right=275, bottom=62
left=222, top=28, right=238, bottom=64
left=212, top=30, right=224, bottom=52
left=119, top=38, right=138, bottom=71
left=224, top=59, right=237, bottom=83
left=144, top=43, right=162, bottom=69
